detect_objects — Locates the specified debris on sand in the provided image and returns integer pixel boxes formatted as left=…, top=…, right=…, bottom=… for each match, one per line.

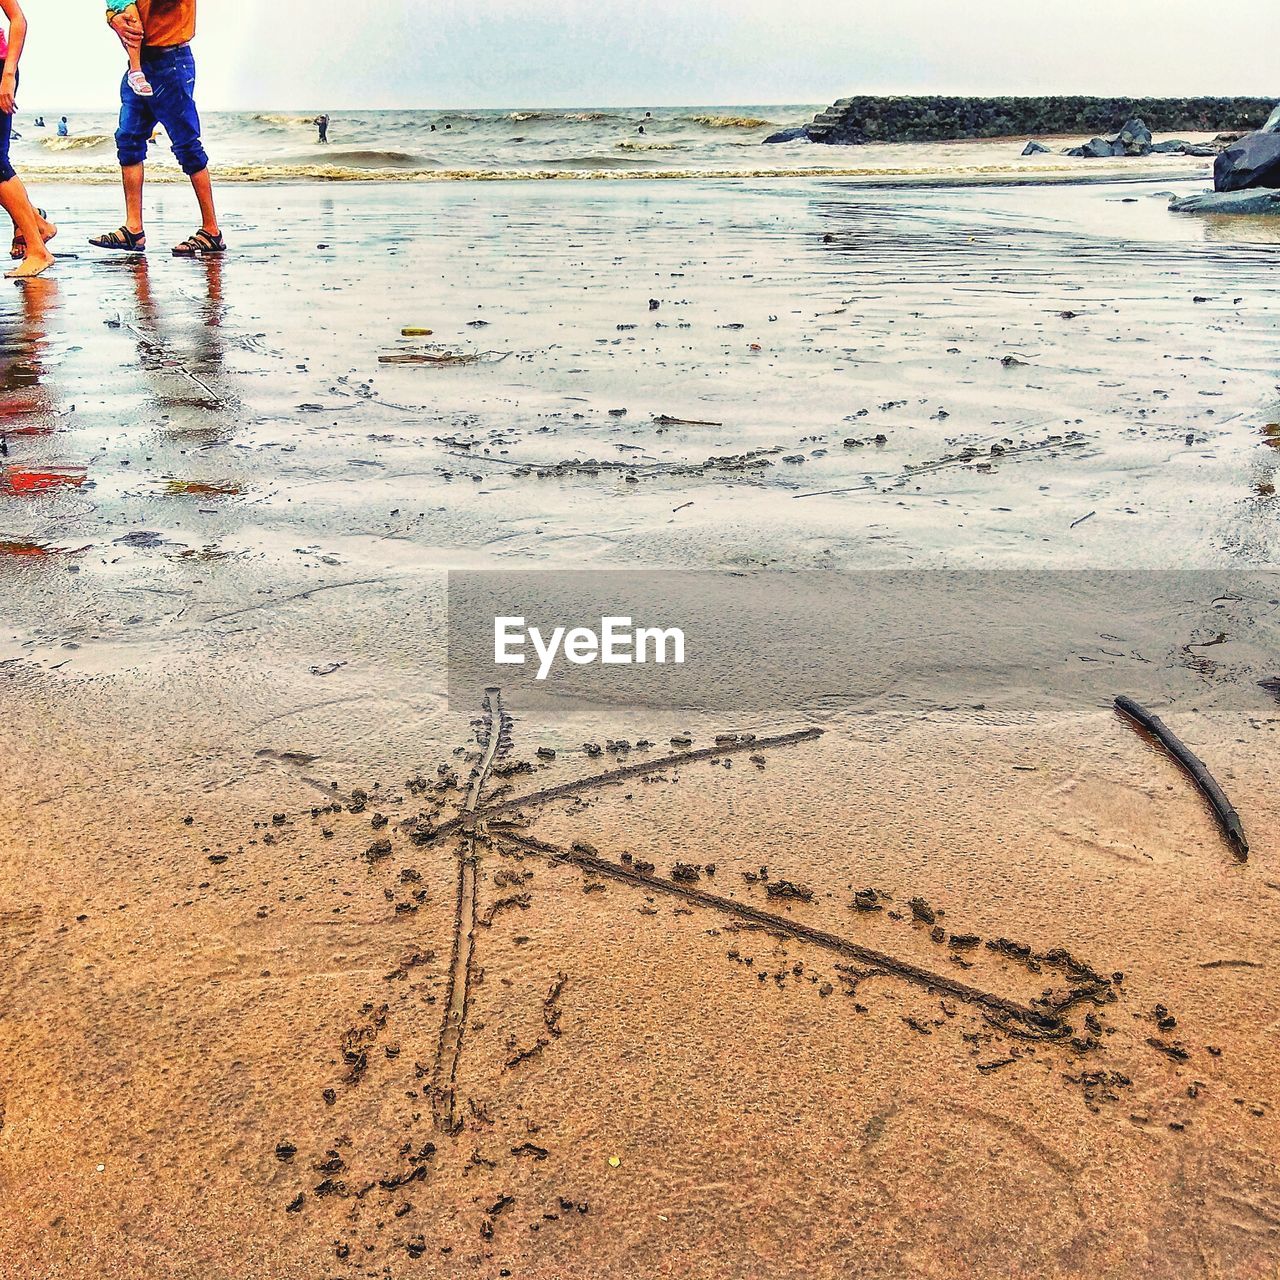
left=1146, top=1037, right=1191, bottom=1063
left=0, top=539, right=85, bottom=558
left=652, top=414, right=723, bottom=427
left=765, top=880, right=814, bottom=903
left=379, top=349, right=511, bottom=367
left=162, top=479, right=246, bottom=497
left=543, top=973, right=568, bottom=1037
left=909, top=897, right=937, bottom=925
left=1115, top=695, right=1249, bottom=858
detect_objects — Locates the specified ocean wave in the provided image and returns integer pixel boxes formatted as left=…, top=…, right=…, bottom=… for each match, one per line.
left=277, top=148, right=438, bottom=170
left=506, top=110, right=622, bottom=124
left=250, top=113, right=317, bottom=127
left=550, top=154, right=667, bottom=169
left=616, top=139, right=681, bottom=152
left=42, top=133, right=114, bottom=151
left=682, top=114, right=775, bottom=129
left=18, top=155, right=1202, bottom=185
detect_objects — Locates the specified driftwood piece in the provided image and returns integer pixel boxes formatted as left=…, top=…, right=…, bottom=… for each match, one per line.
left=1115, top=695, right=1248, bottom=859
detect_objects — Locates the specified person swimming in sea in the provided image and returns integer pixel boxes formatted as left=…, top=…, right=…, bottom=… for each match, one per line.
left=56, top=114, right=66, bottom=135
left=104, top=0, right=153, bottom=95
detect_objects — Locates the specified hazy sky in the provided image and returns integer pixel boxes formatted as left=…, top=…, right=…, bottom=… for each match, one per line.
left=14, top=0, right=1279, bottom=112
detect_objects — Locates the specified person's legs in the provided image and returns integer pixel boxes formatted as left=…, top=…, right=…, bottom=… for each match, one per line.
left=146, top=46, right=221, bottom=246
left=0, top=177, right=56, bottom=278
left=0, top=92, right=55, bottom=278
left=91, top=71, right=155, bottom=250
left=105, top=0, right=152, bottom=93
left=188, top=167, right=219, bottom=236
left=122, top=162, right=145, bottom=234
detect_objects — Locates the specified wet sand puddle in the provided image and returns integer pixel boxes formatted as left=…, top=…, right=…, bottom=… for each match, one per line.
left=0, top=178, right=1278, bottom=661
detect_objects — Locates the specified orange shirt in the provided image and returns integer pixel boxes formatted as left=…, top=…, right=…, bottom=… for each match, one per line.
left=135, top=0, right=197, bottom=48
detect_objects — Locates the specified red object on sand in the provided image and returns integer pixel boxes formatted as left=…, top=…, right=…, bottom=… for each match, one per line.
left=1, top=465, right=89, bottom=495
left=0, top=397, right=47, bottom=419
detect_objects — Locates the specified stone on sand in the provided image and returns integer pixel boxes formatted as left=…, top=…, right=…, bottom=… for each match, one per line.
left=1214, top=130, right=1280, bottom=192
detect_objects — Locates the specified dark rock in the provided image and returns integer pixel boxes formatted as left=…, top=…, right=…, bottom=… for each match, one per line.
left=1171, top=188, right=1280, bottom=215
left=765, top=95, right=1277, bottom=147
left=1113, top=117, right=1152, bottom=154
left=1067, top=137, right=1121, bottom=159
left=1022, top=140, right=1050, bottom=155
left=763, top=125, right=811, bottom=144
left=1215, top=130, right=1280, bottom=192
left=1265, top=102, right=1280, bottom=133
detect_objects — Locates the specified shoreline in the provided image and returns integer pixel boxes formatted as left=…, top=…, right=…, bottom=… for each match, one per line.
left=15, top=163, right=1216, bottom=185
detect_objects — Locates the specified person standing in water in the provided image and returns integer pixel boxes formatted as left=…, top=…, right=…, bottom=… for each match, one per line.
left=56, top=115, right=67, bottom=136
left=315, top=113, right=329, bottom=144
left=0, top=0, right=57, bottom=278
left=89, top=0, right=225, bottom=257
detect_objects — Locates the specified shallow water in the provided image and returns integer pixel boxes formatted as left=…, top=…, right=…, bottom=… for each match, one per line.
left=2, top=177, right=1278, bottom=673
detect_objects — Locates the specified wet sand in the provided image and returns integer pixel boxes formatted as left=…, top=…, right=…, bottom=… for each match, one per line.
left=2, top=177, right=1279, bottom=1278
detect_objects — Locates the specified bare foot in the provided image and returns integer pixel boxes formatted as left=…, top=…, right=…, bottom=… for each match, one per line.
left=6, top=250, right=56, bottom=279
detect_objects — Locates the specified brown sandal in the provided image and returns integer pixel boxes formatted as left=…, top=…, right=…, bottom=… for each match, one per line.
left=172, top=228, right=226, bottom=257
left=10, top=209, right=55, bottom=260
left=89, top=226, right=147, bottom=253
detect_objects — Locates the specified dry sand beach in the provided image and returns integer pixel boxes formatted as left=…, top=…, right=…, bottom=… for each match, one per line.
left=2, top=169, right=1279, bottom=1278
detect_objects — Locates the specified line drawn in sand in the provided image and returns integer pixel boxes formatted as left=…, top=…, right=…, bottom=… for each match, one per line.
left=420, top=693, right=1121, bottom=1142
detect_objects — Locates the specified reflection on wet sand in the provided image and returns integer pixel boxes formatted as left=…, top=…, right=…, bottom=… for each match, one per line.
left=0, top=280, right=82, bottom=502
left=1199, top=213, right=1280, bottom=245
left=115, top=255, right=231, bottom=416
left=0, top=277, right=61, bottom=437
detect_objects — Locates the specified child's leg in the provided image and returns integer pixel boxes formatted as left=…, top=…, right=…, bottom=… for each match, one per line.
left=122, top=5, right=144, bottom=75
left=117, top=4, right=153, bottom=95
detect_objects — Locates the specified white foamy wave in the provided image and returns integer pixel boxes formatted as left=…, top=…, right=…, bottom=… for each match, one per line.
left=42, top=133, right=114, bottom=152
